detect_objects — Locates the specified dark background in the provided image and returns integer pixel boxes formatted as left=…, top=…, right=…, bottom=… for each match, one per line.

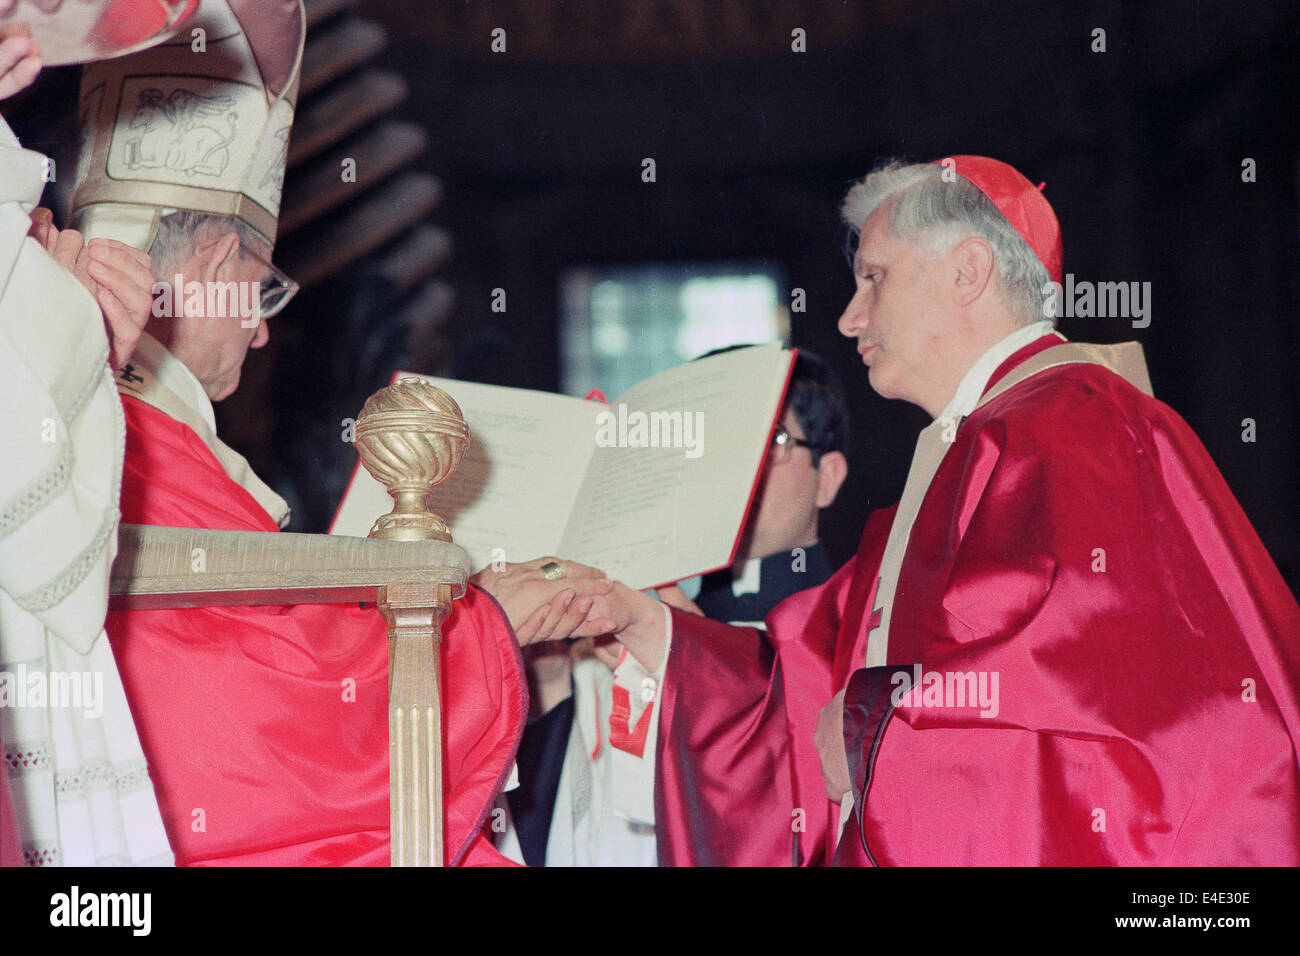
left=10, top=0, right=1298, bottom=587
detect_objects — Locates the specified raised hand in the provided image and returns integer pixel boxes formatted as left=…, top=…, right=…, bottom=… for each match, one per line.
left=29, top=208, right=156, bottom=369
left=85, top=238, right=156, bottom=368
left=0, top=26, right=41, bottom=100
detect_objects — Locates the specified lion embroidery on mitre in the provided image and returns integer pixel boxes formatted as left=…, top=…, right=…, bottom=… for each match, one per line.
left=122, top=88, right=238, bottom=178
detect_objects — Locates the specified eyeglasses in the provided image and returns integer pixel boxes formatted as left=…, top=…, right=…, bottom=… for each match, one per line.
left=239, top=244, right=300, bottom=319
left=769, top=425, right=820, bottom=465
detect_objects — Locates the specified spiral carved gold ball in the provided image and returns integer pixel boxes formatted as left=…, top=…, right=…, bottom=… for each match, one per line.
left=354, top=378, right=469, bottom=541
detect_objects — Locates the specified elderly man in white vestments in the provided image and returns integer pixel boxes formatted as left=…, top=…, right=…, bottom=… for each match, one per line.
left=0, top=13, right=189, bottom=867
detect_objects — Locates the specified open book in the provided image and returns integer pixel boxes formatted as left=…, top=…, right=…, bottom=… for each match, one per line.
left=330, top=343, right=795, bottom=590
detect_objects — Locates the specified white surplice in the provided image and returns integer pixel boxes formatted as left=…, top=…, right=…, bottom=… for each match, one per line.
left=0, top=116, right=172, bottom=866
left=497, top=605, right=673, bottom=866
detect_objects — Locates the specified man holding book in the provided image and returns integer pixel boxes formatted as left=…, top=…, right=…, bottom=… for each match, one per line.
left=491, top=349, right=851, bottom=866
left=686, top=350, right=849, bottom=627
left=579, top=155, right=1300, bottom=865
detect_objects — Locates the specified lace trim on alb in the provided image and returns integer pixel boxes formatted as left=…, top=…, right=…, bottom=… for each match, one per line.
left=23, top=845, right=173, bottom=868
left=15, top=369, right=126, bottom=615
left=16, top=501, right=120, bottom=614
left=23, top=840, right=60, bottom=867
left=0, top=355, right=103, bottom=543
left=55, top=757, right=152, bottom=799
left=61, top=346, right=109, bottom=430
left=0, top=440, right=72, bottom=543
left=3, top=738, right=50, bottom=774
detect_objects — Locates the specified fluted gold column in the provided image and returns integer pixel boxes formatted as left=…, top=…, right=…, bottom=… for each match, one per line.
left=354, top=379, right=469, bottom=867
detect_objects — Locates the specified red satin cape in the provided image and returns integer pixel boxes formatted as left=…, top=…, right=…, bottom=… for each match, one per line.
left=107, top=395, right=525, bottom=866
left=657, top=336, right=1300, bottom=865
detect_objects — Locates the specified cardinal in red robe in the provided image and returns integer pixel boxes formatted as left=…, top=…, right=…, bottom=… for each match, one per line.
left=594, top=156, right=1300, bottom=866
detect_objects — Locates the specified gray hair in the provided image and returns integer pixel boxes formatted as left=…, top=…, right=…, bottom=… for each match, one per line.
left=147, top=211, right=270, bottom=280
left=840, top=160, right=1053, bottom=328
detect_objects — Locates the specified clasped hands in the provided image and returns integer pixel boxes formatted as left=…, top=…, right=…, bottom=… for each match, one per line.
left=469, top=557, right=684, bottom=673
left=472, top=557, right=853, bottom=800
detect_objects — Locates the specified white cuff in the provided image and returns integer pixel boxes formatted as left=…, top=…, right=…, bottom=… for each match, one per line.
left=608, top=603, right=673, bottom=825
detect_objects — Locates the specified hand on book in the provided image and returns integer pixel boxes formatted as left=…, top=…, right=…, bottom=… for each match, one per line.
left=470, top=557, right=616, bottom=645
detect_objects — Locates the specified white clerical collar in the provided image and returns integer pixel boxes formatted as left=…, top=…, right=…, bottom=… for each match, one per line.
left=937, top=321, right=1061, bottom=423
left=130, top=332, right=218, bottom=435
left=730, top=556, right=763, bottom=597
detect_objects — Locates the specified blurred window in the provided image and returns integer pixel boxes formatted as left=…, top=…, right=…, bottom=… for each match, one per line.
left=560, top=262, right=787, bottom=398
